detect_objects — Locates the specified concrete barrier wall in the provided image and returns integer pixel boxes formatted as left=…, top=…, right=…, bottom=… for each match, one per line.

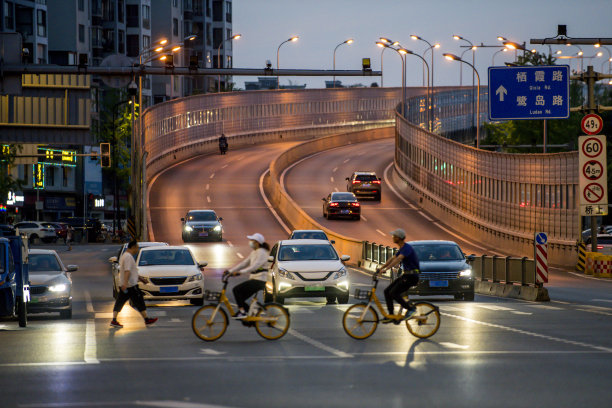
left=264, top=127, right=395, bottom=265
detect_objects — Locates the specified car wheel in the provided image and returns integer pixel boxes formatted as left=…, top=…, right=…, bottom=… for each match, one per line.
left=463, top=292, right=475, bottom=301
left=190, top=296, right=204, bottom=306
left=60, top=309, right=72, bottom=319
left=337, top=293, right=349, bottom=304
left=375, top=193, right=382, bottom=201
left=29, top=234, right=38, bottom=245
left=326, top=295, right=337, bottom=304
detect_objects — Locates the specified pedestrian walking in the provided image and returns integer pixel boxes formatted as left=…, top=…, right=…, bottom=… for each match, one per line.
left=65, top=225, right=74, bottom=251
left=110, top=240, right=158, bottom=328
left=218, top=133, right=228, bottom=155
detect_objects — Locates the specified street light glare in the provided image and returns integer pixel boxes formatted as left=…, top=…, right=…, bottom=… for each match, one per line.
left=472, top=46, right=478, bottom=51
left=160, top=55, right=167, bottom=60
left=154, top=47, right=163, bottom=52
left=443, top=53, right=460, bottom=61
left=172, top=46, right=181, bottom=52
left=597, top=51, right=603, bottom=57
left=453, top=35, right=462, bottom=40
left=497, top=36, right=506, bottom=42
left=504, top=42, right=517, bottom=50
left=185, top=35, right=197, bottom=41
left=578, top=51, right=583, bottom=56
left=345, top=39, right=354, bottom=44
left=376, top=42, right=386, bottom=48
left=379, top=37, right=390, bottom=44
left=232, top=34, right=242, bottom=40
left=594, top=43, right=601, bottom=48
left=290, top=36, right=299, bottom=42
left=410, top=35, right=419, bottom=40
left=398, top=48, right=408, bottom=55
left=159, top=39, right=168, bottom=45
left=434, top=43, right=441, bottom=49
left=555, top=50, right=562, bottom=55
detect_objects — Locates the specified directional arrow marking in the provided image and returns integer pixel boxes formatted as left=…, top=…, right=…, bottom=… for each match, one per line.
left=496, top=85, right=508, bottom=102
left=200, top=348, right=226, bottom=355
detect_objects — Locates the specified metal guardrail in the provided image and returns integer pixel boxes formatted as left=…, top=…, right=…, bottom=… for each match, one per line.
left=362, top=241, right=538, bottom=287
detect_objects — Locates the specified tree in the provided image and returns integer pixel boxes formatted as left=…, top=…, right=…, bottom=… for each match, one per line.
left=0, top=144, right=24, bottom=222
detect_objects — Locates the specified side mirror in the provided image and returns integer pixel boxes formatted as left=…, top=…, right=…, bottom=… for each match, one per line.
left=268, top=256, right=275, bottom=262
left=180, top=218, right=185, bottom=222
left=108, top=256, right=118, bottom=263
left=66, top=265, right=78, bottom=272
left=198, top=262, right=208, bottom=269
left=345, top=177, right=350, bottom=181
left=330, top=240, right=336, bottom=244
left=341, top=255, right=351, bottom=262
left=322, top=198, right=326, bottom=201
left=218, top=217, right=223, bottom=221
left=378, top=177, right=383, bottom=181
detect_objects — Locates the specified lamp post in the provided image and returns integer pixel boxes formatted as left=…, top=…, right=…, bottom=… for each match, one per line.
left=444, top=53, right=480, bottom=148
left=403, top=49, right=431, bottom=131
left=492, top=48, right=507, bottom=66
left=411, top=35, right=438, bottom=113
left=111, top=99, right=131, bottom=235
left=217, top=33, right=241, bottom=92
left=596, top=45, right=612, bottom=74
left=277, top=36, right=299, bottom=89
left=454, top=35, right=476, bottom=133
left=376, top=41, right=405, bottom=117
left=333, top=38, right=353, bottom=88
left=376, top=41, right=389, bottom=87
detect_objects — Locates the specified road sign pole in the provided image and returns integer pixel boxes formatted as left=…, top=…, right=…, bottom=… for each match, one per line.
left=586, top=66, right=599, bottom=251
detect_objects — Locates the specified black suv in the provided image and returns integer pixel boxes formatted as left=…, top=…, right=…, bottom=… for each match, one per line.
left=346, top=171, right=382, bottom=200
left=181, top=210, right=223, bottom=242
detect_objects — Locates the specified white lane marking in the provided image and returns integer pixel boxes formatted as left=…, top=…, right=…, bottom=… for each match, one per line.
left=334, top=187, right=339, bottom=192
left=418, top=211, right=435, bottom=222
left=200, top=348, right=226, bottom=355
left=136, top=401, right=235, bottom=408
left=440, top=342, right=470, bottom=349
left=568, top=271, right=612, bottom=282
left=258, top=169, right=292, bottom=235
left=511, top=311, right=533, bottom=315
left=209, top=173, right=215, bottom=179
left=236, top=252, right=244, bottom=259
left=333, top=167, right=338, bottom=173
left=285, top=307, right=314, bottom=314
left=438, top=305, right=464, bottom=312
left=288, top=328, right=352, bottom=358
left=330, top=177, right=334, bottom=183
left=227, top=241, right=234, bottom=247
left=85, top=291, right=94, bottom=313
left=577, top=308, right=612, bottom=316
left=551, top=300, right=572, bottom=305
left=442, top=312, right=612, bottom=352
left=221, top=164, right=228, bottom=169
left=207, top=196, right=212, bottom=203
left=361, top=215, right=368, bottom=222
left=170, top=318, right=183, bottom=323
left=475, top=305, right=514, bottom=311
left=592, top=299, right=612, bottom=303
left=376, top=229, right=386, bottom=237
left=206, top=184, right=210, bottom=190
left=524, top=305, right=563, bottom=310
left=84, top=319, right=99, bottom=364
left=383, top=162, right=491, bottom=253
left=343, top=159, right=350, bottom=164
left=95, top=312, right=113, bottom=319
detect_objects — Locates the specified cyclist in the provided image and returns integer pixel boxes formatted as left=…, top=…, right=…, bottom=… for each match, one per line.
left=223, top=233, right=270, bottom=318
left=375, top=228, right=420, bottom=324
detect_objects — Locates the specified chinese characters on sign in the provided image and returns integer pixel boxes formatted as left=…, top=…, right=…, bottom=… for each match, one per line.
left=578, top=135, right=608, bottom=216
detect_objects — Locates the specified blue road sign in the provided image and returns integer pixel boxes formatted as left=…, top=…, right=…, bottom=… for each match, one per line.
left=535, top=232, right=548, bottom=246
left=488, top=65, right=569, bottom=120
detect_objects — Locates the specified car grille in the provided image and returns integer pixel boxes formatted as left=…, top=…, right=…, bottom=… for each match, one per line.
left=30, top=286, right=47, bottom=295
left=191, top=226, right=216, bottom=232
left=293, top=272, right=334, bottom=281
left=150, top=277, right=186, bottom=285
left=146, top=290, right=190, bottom=296
left=419, top=272, right=459, bottom=280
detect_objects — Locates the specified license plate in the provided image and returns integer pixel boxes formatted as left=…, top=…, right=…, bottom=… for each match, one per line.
left=160, top=286, right=179, bottom=293
left=304, top=286, right=325, bottom=292
left=362, top=183, right=371, bottom=187
left=198, top=232, right=208, bottom=237
left=429, top=280, right=449, bottom=288
left=341, top=209, right=349, bottom=214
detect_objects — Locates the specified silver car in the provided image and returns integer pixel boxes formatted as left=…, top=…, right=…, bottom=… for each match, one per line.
left=28, top=249, right=77, bottom=319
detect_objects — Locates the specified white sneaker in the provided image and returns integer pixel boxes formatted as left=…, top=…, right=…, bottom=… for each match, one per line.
left=233, top=311, right=247, bottom=319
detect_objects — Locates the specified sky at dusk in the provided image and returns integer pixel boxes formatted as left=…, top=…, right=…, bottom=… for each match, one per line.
left=232, top=0, right=612, bottom=89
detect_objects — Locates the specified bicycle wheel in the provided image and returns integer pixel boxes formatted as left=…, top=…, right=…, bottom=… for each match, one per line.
left=405, top=302, right=440, bottom=339
left=192, top=305, right=228, bottom=341
left=342, top=303, right=378, bottom=340
left=255, top=303, right=290, bottom=340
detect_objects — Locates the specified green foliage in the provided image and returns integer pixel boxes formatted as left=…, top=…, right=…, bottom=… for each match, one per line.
left=0, top=144, right=24, bottom=206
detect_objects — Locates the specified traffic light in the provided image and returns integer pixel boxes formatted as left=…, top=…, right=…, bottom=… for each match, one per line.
left=362, top=58, right=371, bottom=72
left=165, top=54, right=174, bottom=68
left=100, top=143, right=111, bottom=168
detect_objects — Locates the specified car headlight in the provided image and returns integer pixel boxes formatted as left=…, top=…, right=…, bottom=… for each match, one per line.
left=48, top=284, right=68, bottom=292
left=184, top=226, right=193, bottom=232
left=459, top=267, right=472, bottom=277
left=333, top=267, right=347, bottom=279
left=213, top=225, right=221, bottom=232
left=278, top=268, right=295, bottom=280
left=187, top=273, right=203, bottom=282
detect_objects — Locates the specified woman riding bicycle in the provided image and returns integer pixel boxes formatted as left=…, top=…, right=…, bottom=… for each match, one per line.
left=223, top=233, right=270, bottom=319
left=376, top=228, right=420, bottom=323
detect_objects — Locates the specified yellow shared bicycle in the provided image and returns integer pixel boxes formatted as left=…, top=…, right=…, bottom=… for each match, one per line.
left=342, top=274, right=440, bottom=340
left=192, top=274, right=290, bottom=341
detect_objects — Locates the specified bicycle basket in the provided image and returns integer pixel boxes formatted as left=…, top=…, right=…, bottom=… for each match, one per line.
left=354, top=289, right=371, bottom=300
left=204, top=290, right=221, bottom=301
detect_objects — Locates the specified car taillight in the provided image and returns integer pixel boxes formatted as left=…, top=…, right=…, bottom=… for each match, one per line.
left=351, top=202, right=360, bottom=207
left=330, top=202, right=339, bottom=207
left=597, top=245, right=604, bottom=249
left=372, top=180, right=381, bottom=184
left=352, top=180, right=360, bottom=184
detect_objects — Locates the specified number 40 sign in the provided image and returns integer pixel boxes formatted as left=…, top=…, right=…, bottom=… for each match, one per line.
left=578, top=134, right=608, bottom=216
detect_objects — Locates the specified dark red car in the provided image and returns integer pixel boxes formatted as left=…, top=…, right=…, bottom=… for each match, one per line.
left=322, top=192, right=361, bottom=220
left=42, top=222, right=68, bottom=240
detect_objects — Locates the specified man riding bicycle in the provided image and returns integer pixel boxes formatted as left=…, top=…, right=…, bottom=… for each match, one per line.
left=376, top=229, right=420, bottom=324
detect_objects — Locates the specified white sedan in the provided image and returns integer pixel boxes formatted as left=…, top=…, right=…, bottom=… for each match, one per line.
left=265, top=239, right=350, bottom=305
left=109, top=241, right=168, bottom=299
left=136, top=246, right=207, bottom=305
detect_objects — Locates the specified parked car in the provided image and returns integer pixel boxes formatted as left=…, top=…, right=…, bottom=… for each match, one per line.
left=57, top=217, right=102, bottom=242
left=322, top=192, right=361, bottom=220
left=0, top=224, right=16, bottom=237
left=265, top=239, right=350, bottom=304
left=585, top=234, right=612, bottom=255
left=408, top=240, right=475, bottom=301
left=28, top=249, right=77, bottom=319
left=14, top=221, right=56, bottom=243
left=346, top=171, right=382, bottom=200
left=41, top=222, right=68, bottom=241
left=136, top=246, right=207, bottom=305
left=289, top=229, right=334, bottom=243
left=181, top=210, right=223, bottom=242
left=109, top=241, right=169, bottom=299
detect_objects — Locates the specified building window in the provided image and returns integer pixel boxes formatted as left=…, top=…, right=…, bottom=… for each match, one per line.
left=126, top=34, right=139, bottom=57
left=173, top=18, right=179, bottom=36
left=78, top=0, right=84, bottom=11
left=47, top=166, right=55, bottom=187
left=226, top=28, right=232, bottom=50
left=226, top=1, right=231, bottom=22
left=36, top=44, right=46, bottom=63
left=143, top=35, right=150, bottom=52
left=118, top=0, right=124, bottom=22
left=78, top=24, right=85, bottom=43
left=213, top=27, right=222, bottom=49
left=212, top=1, right=222, bottom=21
left=142, top=5, right=150, bottom=29
left=206, top=0, right=211, bottom=17
left=37, top=9, right=46, bottom=37
left=118, top=30, right=125, bottom=53
left=62, top=167, right=69, bottom=187
left=126, top=4, right=138, bottom=27
left=206, top=23, right=211, bottom=46
left=4, top=2, right=14, bottom=30
left=173, top=0, right=178, bottom=7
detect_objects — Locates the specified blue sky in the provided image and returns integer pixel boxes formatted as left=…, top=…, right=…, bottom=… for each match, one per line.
left=232, top=0, right=612, bottom=89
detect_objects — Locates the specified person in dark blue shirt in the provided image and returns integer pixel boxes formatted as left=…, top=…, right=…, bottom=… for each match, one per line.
left=376, top=228, right=420, bottom=323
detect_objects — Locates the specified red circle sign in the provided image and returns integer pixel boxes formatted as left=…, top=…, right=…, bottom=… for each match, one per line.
left=581, top=114, right=603, bottom=135
left=583, top=183, right=605, bottom=203
left=582, top=137, right=603, bottom=158
left=583, top=160, right=604, bottom=180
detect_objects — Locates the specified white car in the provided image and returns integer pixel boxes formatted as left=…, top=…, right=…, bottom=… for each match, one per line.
left=136, top=246, right=207, bottom=305
left=109, top=241, right=168, bottom=298
left=265, top=239, right=350, bottom=304
left=28, top=249, right=77, bottom=319
left=586, top=234, right=612, bottom=255
left=14, top=221, right=56, bottom=243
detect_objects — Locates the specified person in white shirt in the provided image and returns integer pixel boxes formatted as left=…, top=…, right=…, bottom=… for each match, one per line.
left=110, top=240, right=158, bottom=328
left=224, top=233, right=270, bottom=318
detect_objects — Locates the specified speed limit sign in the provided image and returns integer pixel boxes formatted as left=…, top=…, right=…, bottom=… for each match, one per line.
left=581, top=113, right=603, bottom=135
left=578, top=135, right=608, bottom=215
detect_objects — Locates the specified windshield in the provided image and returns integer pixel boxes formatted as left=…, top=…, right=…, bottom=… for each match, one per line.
left=412, top=244, right=464, bottom=261
left=187, top=212, right=217, bottom=222
left=598, top=237, right=612, bottom=245
left=278, top=244, right=338, bottom=261
left=291, top=231, right=328, bottom=240
left=355, top=175, right=377, bottom=181
left=29, top=254, right=63, bottom=272
left=139, top=249, right=195, bottom=266
left=331, top=193, right=355, bottom=201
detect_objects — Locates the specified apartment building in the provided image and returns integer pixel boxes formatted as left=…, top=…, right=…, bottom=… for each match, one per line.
left=0, top=0, right=48, bottom=63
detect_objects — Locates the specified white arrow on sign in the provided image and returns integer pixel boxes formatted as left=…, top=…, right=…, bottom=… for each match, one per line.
left=496, top=85, right=508, bottom=102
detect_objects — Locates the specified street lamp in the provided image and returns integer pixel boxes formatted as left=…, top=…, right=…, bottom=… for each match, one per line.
left=376, top=41, right=406, bottom=117
left=444, top=53, right=481, bottom=149
left=376, top=41, right=390, bottom=87
left=111, top=99, right=131, bottom=235
left=411, top=35, right=437, bottom=106
left=217, top=33, right=242, bottom=92
left=277, top=36, right=299, bottom=89
left=402, top=48, right=431, bottom=131
left=453, top=35, right=476, bottom=88
left=492, top=48, right=507, bottom=66
left=332, top=38, right=353, bottom=88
